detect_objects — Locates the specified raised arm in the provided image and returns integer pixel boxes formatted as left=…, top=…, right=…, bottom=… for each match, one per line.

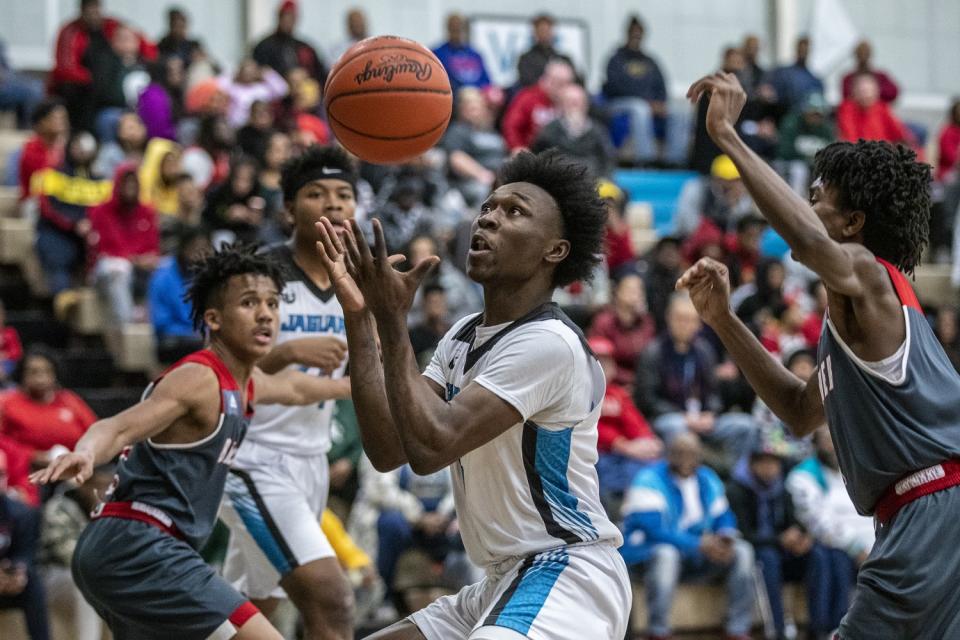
left=255, top=336, right=347, bottom=375
left=30, top=364, right=218, bottom=485
left=687, top=72, right=877, bottom=297
left=678, top=258, right=824, bottom=437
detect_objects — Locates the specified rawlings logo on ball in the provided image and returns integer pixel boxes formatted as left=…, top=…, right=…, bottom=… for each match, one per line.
left=354, top=54, right=433, bottom=85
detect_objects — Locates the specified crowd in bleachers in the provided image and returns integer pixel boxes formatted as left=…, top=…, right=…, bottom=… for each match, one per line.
left=1, top=0, right=960, bottom=638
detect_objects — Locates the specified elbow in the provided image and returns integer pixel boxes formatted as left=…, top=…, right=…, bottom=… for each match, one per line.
left=368, top=454, right=404, bottom=474
left=406, top=454, right=447, bottom=476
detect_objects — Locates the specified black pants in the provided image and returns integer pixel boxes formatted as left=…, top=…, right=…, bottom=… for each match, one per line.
left=0, top=568, right=50, bottom=640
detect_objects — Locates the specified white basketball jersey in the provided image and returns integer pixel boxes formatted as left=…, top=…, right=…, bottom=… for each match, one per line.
left=423, top=304, right=622, bottom=569
left=247, top=245, right=348, bottom=456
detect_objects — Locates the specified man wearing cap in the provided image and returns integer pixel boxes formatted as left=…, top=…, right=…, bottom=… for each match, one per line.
left=516, top=13, right=575, bottom=88
left=252, top=0, right=329, bottom=87
left=727, top=440, right=812, bottom=639
left=675, top=154, right=755, bottom=236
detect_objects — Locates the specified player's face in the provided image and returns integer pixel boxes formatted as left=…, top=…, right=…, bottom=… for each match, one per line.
left=468, top=182, right=569, bottom=286
left=291, top=179, right=356, bottom=241
left=207, top=274, right=280, bottom=363
left=809, top=178, right=851, bottom=244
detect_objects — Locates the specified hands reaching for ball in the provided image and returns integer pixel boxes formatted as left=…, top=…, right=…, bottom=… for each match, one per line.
left=315, top=218, right=440, bottom=320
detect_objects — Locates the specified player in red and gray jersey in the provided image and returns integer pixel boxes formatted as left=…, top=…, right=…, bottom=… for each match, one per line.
left=677, top=72, right=960, bottom=638
left=32, top=245, right=348, bottom=640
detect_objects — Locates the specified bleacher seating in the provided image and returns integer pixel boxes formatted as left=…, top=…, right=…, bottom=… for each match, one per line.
left=615, top=169, right=699, bottom=236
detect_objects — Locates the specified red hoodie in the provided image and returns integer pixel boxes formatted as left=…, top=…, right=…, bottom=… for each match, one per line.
left=50, top=17, right=156, bottom=87
left=597, top=383, right=656, bottom=453
left=502, top=84, right=555, bottom=150
left=88, top=164, right=159, bottom=261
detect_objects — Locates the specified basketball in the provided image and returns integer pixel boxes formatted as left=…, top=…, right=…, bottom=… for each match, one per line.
left=324, top=36, right=453, bottom=164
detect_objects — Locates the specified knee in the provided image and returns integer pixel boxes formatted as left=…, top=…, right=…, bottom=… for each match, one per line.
left=654, top=414, right=688, bottom=441
left=647, top=544, right=681, bottom=582
left=377, top=510, right=411, bottom=539
left=732, top=540, right=755, bottom=574
left=293, top=570, right=355, bottom=625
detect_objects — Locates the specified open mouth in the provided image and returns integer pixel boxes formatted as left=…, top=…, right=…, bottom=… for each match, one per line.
left=469, top=234, right=493, bottom=253
left=253, top=326, right=273, bottom=345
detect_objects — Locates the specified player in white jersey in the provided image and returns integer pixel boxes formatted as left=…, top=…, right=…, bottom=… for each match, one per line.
left=218, top=146, right=356, bottom=639
left=315, top=150, right=631, bottom=640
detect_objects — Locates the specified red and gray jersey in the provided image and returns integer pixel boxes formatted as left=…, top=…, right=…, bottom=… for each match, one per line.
left=817, top=258, right=960, bottom=515
left=97, top=349, right=254, bottom=549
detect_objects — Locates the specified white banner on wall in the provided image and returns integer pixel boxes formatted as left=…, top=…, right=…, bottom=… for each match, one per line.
left=468, top=14, right=590, bottom=88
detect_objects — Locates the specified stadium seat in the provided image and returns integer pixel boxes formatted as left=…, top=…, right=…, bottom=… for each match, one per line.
left=0, top=185, right=18, bottom=218
left=58, top=347, right=116, bottom=389
left=0, top=216, right=34, bottom=264
left=5, top=308, right=69, bottom=348
left=913, top=264, right=954, bottom=308
left=613, top=169, right=699, bottom=236
left=111, top=322, right=159, bottom=374
left=77, top=386, right=146, bottom=418
left=0, top=130, right=28, bottom=181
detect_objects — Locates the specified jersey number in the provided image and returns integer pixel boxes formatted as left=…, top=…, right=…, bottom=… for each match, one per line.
left=217, top=438, right=241, bottom=465
left=818, top=355, right=835, bottom=400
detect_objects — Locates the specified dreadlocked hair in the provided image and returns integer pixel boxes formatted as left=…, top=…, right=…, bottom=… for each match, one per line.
left=186, top=243, right=287, bottom=331
left=497, top=149, right=608, bottom=287
left=813, top=140, right=931, bottom=274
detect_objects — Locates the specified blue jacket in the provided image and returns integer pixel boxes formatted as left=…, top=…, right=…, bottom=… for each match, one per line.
left=432, top=42, right=491, bottom=93
left=602, top=47, right=667, bottom=102
left=620, top=460, right=738, bottom=565
left=148, top=257, right=195, bottom=338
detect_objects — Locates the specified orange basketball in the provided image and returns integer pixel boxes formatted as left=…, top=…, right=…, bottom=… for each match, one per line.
left=324, top=36, right=453, bottom=164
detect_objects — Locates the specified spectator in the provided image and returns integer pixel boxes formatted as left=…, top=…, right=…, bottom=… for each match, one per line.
left=800, top=280, right=827, bottom=348
left=236, top=100, right=275, bottom=162
left=936, top=98, right=960, bottom=184
left=787, top=428, right=874, bottom=638
left=0, top=450, right=49, bottom=640
left=441, top=88, right=505, bottom=206
left=181, top=113, right=233, bottom=188
left=174, top=173, right=204, bottom=227
left=603, top=15, right=687, bottom=166
left=201, top=154, right=266, bottom=246
left=0, top=41, right=44, bottom=130
left=18, top=100, right=68, bottom=201
left=148, top=226, right=209, bottom=363
left=39, top=464, right=113, bottom=640
left=252, top=0, right=328, bottom=87
left=739, top=34, right=766, bottom=94
left=49, top=0, right=156, bottom=130
left=676, top=154, right=755, bottom=236
left=765, top=36, right=824, bottom=117
left=689, top=46, right=749, bottom=175
left=88, top=163, right=160, bottom=325
left=93, top=110, right=146, bottom=177
left=256, top=131, right=293, bottom=243
left=515, top=13, right=574, bottom=88
left=597, top=180, right=636, bottom=277
left=589, top=272, right=655, bottom=389
left=408, top=284, right=451, bottom=370
left=727, top=441, right=812, bottom=640
left=642, top=236, right=682, bottom=330
left=751, top=349, right=816, bottom=467
left=724, top=215, right=765, bottom=287
left=841, top=40, right=899, bottom=104
left=33, top=131, right=111, bottom=294
left=0, top=300, right=21, bottom=384
left=329, top=8, right=369, bottom=63
left=137, top=55, right=185, bottom=141
left=0, top=346, right=96, bottom=505
left=776, top=93, right=834, bottom=195
left=837, top=73, right=914, bottom=146
left=759, top=301, right=809, bottom=358
left=934, top=306, right=960, bottom=374
left=532, top=83, right=613, bottom=178
left=634, top=293, right=756, bottom=465
left=278, top=67, right=331, bottom=148
left=621, top=433, right=755, bottom=640
left=372, top=176, right=435, bottom=254
left=734, top=257, right=786, bottom=329
left=220, top=58, right=288, bottom=129
left=137, top=137, right=182, bottom=218
left=432, top=14, right=492, bottom=94
left=502, top=59, right=573, bottom=151
left=156, top=6, right=203, bottom=68
left=590, top=336, right=661, bottom=500
left=86, top=24, right=150, bottom=143
left=407, top=235, right=481, bottom=327
left=328, top=400, right=364, bottom=510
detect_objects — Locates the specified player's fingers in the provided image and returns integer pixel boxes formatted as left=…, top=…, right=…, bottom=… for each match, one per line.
left=371, top=219, right=389, bottom=263
left=406, top=255, right=440, bottom=286
left=314, top=222, right=340, bottom=262
left=342, top=220, right=366, bottom=268
left=387, top=254, right=405, bottom=267
left=319, top=219, right=345, bottom=256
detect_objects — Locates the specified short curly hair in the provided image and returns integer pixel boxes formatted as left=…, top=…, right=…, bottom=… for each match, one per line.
left=813, top=140, right=931, bottom=274
left=186, top=244, right=286, bottom=331
left=280, top=144, right=357, bottom=203
left=497, top=150, right=607, bottom=287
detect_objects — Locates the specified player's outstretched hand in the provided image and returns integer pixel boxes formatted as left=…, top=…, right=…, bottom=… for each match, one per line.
left=676, top=257, right=733, bottom=327
left=686, top=72, right=747, bottom=143
left=29, top=450, right=94, bottom=486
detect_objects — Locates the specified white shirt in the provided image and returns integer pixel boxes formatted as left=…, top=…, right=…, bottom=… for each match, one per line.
left=676, top=475, right=704, bottom=531
left=424, top=308, right=622, bottom=569
left=245, top=246, right=347, bottom=456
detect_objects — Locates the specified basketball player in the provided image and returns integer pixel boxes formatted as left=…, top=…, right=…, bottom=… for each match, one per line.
left=316, top=150, right=631, bottom=640
left=30, top=245, right=349, bottom=640
left=678, top=72, right=959, bottom=638
left=219, top=145, right=356, bottom=639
